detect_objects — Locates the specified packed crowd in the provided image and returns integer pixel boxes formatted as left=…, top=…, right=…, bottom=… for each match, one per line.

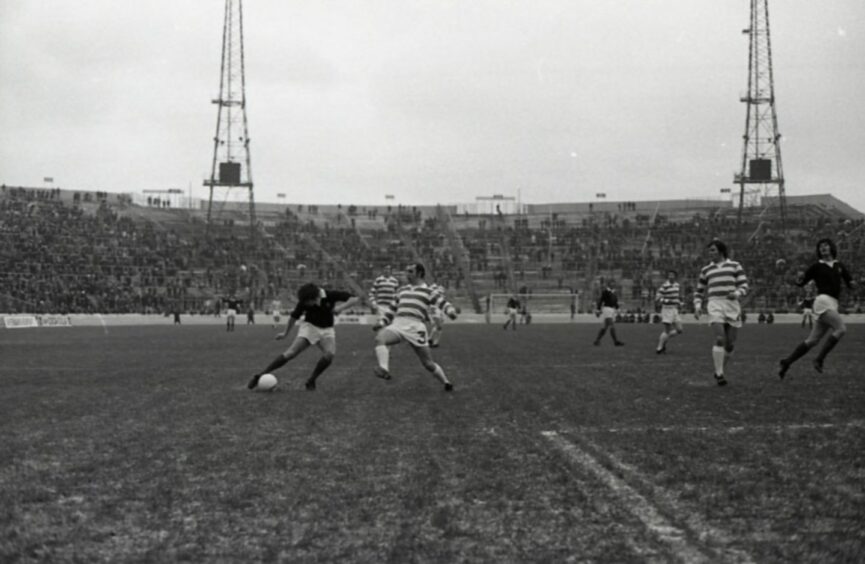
left=2, top=186, right=863, bottom=314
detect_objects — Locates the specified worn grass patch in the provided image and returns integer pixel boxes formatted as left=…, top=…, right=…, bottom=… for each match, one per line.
left=1, top=323, right=863, bottom=562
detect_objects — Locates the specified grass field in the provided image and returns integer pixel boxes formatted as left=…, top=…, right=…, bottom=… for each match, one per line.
left=2, top=322, right=864, bottom=563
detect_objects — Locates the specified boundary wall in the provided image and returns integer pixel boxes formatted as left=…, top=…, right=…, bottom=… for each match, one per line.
left=4, top=313, right=865, bottom=327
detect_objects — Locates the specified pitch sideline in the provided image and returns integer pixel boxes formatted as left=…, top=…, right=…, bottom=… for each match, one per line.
left=567, top=420, right=865, bottom=435
left=542, top=430, right=756, bottom=564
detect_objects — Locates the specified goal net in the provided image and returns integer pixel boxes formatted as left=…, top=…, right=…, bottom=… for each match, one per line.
left=488, top=293, right=583, bottom=316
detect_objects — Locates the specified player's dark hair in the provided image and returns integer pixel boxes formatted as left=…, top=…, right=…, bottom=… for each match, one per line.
left=815, top=238, right=837, bottom=259
left=408, top=262, right=426, bottom=278
left=708, top=239, right=728, bottom=258
left=667, top=269, right=678, bottom=277
left=297, top=283, right=320, bottom=302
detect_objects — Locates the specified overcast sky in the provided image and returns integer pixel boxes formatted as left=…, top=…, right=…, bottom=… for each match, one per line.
left=1, top=1, right=863, bottom=211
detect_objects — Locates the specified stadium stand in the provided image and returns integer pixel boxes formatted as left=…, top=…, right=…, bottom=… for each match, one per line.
left=2, top=184, right=863, bottom=316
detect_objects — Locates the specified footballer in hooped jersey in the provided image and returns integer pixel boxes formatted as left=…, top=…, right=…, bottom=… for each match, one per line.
left=427, top=281, right=450, bottom=347
left=655, top=269, right=684, bottom=354
left=372, top=262, right=459, bottom=391
left=368, top=265, right=400, bottom=316
left=693, top=239, right=749, bottom=387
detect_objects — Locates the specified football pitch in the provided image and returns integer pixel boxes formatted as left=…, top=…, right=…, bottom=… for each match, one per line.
left=2, top=323, right=864, bottom=562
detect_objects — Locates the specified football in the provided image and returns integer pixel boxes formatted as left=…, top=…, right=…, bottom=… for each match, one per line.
left=255, top=373, right=278, bottom=392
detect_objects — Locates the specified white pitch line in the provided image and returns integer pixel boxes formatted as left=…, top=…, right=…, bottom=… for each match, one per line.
left=571, top=420, right=865, bottom=435
left=542, top=430, right=714, bottom=564
left=580, top=436, right=757, bottom=564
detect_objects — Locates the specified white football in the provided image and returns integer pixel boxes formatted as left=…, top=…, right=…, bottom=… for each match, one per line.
left=255, top=373, right=278, bottom=392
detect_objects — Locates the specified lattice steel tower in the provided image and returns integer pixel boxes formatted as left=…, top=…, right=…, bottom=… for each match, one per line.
left=205, top=0, right=256, bottom=239
left=735, top=0, right=786, bottom=230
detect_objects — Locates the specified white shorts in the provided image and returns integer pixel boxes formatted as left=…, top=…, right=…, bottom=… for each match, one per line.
left=601, top=307, right=617, bottom=320
left=707, top=299, right=742, bottom=328
left=802, top=308, right=813, bottom=316
left=226, top=308, right=237, bottom=318
left=506, top=307, right=518, bottom=318
left=297, top=322, right=336, bottom=346
left=430, top=306, right=445, bottom=324
left=660, top=306, right=681, bottom=325
left=382, top=316, right=429, bottom=347
left=813, top=295, right=839, bottom=316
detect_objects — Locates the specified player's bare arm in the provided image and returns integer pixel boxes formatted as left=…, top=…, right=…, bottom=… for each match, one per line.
left=332, top=296, right=361, bottom=315
left=276, top=317, right=298, bottom=340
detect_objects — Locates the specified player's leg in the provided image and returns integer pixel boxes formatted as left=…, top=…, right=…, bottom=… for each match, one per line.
left=248, top=337, right=311, bottom=389
left=509, top=311, right=517, bottom=330
left=429, top=317, right=444, bottom=347
left=723, top=324, right=738, bottom=372
left=813, top=309, right=846, bottom=373
left=779, top=317, right=828, bottom=378
left=710, top=322, right=728, bottom=385
left=609, top=319, right=624, bottom=345
left=373, top=327, right=402, bottom=379
left=410, top=344, right=453, bottom=391
left=671, top=318, right=684, bottom=339
left=657, top=322, right=672, bottom=353
left=306, top=334, right=336, bottom=390
left=594, top=317, right=608, bottom=345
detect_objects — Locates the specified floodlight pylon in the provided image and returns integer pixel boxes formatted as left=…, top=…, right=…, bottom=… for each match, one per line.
left=735, top=0, right=787, bottom=232
left=204, top=0, right=256, bottom=240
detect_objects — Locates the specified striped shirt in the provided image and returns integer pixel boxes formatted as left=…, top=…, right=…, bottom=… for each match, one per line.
left=655, top=281, right=682, bottom=307
left=369, top=275, right=399, bottom=309
left=383, top=283, right=455, bottom=324
left=694, top=259, right=748, bottom=305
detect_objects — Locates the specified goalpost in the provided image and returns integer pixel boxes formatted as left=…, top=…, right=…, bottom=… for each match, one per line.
left=488, top=293, right=584, bottom=319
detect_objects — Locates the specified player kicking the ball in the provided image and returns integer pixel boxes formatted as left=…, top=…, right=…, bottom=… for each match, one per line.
left=693, top=239, right=749, bottom=387
left=247, top=283, right=359, bottom=391
left=655, top=270, right=684, bottom=354
left=778, top=238, right=855, bottom=378
left=372, top=263, right=458, bottom=391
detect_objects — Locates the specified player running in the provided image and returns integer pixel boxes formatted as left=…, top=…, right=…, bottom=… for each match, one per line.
left=593, top=281, right=625, bottom=346
left=778, top=238, right=855, bottom=378
left=428, top=281, right=449, bottom=347
left=372, top=263, right=458, bottom=391
left=271, top=299, right=282, bottom=328
left=368, top=265, right=400, bottom=316
left=655, top=270, right=684, bottom=354
left=799, top=287, right=815, bottom=329
left=247, top=283, right=359, bottom=391
left=503, top=295, right=520, bottom=330
left=693, top=239, right=749, bottom=387
left=224, top=295, right=240, bottom=332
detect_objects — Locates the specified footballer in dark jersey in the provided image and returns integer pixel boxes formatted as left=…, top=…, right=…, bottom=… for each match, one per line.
left=248, top=283, right=359, bottom=391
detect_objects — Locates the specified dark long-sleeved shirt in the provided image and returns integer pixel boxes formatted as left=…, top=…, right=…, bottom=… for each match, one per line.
left=799, top=260, right=853, bottom=300
left=597, top=288, right=619, bottom=309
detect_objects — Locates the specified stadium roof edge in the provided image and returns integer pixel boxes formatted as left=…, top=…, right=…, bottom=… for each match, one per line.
left=2, top=184, right=862, bottom=218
